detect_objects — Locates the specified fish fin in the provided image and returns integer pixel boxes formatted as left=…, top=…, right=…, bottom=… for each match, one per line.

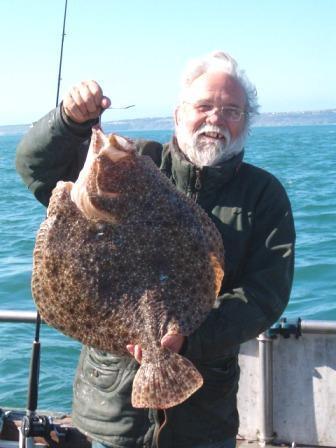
left=91, top=127, right=105, bottom=153
left=131, top=350, right=203, bottom=409
left=210, top=252, right=225, bottom=297
left=31, top=218, right=54, bottom=316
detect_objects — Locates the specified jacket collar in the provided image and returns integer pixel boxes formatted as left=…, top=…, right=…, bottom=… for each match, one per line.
left=168, top=137, right=244, bottom=195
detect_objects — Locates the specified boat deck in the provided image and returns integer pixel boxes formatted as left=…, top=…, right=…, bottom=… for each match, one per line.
left=0, top=409, right=319, bottom=448
left=0, top=409, right=89, bottom=448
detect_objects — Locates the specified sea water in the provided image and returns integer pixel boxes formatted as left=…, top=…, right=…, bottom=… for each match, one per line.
left=0, top=125, right=335, bottom=412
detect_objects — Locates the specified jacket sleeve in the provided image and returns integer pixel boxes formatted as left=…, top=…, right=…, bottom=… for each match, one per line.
left=16, top=105, right=96, bottom=207
left=185, top=178, right=296, bottom=361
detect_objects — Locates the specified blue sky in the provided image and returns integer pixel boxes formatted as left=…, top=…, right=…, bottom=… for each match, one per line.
left=1, top=0, right=335, bottom=125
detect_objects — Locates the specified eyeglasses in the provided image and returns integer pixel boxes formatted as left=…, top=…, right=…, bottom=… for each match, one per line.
left=185, top=102, right=247, bottom=122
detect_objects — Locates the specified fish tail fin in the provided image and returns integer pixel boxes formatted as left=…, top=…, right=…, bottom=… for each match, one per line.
left=132, top=349, right=203, bottom=409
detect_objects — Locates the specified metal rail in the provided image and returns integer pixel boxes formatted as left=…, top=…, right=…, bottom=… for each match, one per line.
left=2, top=311, right=336, bottom=333
left=256, top=320, right=336, bottom=445
left=0, top=310, right=40, bottom=323
left=300, top=319, right=336, bottom=334
left=268, top=317, right=336, bottom=337
left=1, top=310, right=336, bottom=446
left=257, top=333, right=274, bottom=444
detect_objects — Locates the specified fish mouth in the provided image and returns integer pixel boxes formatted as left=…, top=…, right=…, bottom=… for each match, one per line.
left=70, top=129, right=135, bottom=222
left=98, top=134, right=134, bottom=162
left=91, top=128, right=135, bottom=162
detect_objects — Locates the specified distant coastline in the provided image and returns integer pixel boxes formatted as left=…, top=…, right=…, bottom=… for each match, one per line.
left=1, top=108, right=335, bottom=135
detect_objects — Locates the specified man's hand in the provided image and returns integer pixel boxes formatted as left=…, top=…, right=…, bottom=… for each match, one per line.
left=62, top=80, right=111, bottom=123
left=127, top=334, right=186, bottom=364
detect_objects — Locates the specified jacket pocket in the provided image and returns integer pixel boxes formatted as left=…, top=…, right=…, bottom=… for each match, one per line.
left=80, top=347, right=137, bottom=392
left=196, top=356, right=239, bottom=397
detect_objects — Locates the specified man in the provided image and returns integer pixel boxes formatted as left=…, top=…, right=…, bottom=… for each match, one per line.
left=16, top=51, right=295, bottom=448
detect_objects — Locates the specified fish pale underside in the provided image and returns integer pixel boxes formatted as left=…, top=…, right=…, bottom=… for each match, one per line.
left=32, top=127, right=225, bottom=409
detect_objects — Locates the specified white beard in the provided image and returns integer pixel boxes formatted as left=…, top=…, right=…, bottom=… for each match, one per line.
left=176, top=123, right=247, bottom=167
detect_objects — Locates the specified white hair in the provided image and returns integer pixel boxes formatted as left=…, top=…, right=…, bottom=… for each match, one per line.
left=179, top=51, right=259, bottom=129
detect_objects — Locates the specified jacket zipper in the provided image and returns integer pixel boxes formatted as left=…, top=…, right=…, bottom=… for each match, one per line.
left=193, top=168, right=202, bottom=201
left=154, top=170, right=201, bottom=446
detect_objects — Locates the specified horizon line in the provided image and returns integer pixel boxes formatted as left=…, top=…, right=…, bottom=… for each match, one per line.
left=1, top=107, right=336, bottom=128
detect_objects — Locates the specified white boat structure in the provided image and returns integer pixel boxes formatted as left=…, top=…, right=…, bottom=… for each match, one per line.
left=238, top=318, right=336, bottom=447
left=0, top=311, right=335, bottom=448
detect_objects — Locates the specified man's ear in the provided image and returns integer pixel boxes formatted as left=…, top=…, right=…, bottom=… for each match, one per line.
left=174, top=107, right=181, bottom=127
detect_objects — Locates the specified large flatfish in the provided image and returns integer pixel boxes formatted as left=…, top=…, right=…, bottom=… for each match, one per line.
left=32, top=128, right=224, bottom=409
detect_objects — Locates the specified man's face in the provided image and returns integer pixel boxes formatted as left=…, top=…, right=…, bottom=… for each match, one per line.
left=175, top=71, right=247, bottom=166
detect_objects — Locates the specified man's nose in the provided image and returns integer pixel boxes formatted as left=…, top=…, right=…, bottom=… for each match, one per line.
left=206, top=109, right=226, bottom=126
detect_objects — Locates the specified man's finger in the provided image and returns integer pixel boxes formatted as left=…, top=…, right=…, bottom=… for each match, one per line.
left=63, top=96, right=86, bottom=123
left=126, top=344, right=134, bottom=356
left=101, top=96, right=112, bottom=110
left=79, top=82, right=99, bottom=114
left=126, top=344, right=142, bottom=364
left=62, top=80, right=109, bottom=123
left=70, top=86, right=89, bottom=116
left=161, top=333, right=185, bottom=353
left=134, top=345, right=142, bottom=363
left=86, top=80, right=104, bottom=107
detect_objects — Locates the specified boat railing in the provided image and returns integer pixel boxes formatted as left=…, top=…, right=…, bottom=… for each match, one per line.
left=1, top=311, right=336, bottom=447
left=2, top=310, right=336, bottom=333
left=0, top=310, right=39, bottom=324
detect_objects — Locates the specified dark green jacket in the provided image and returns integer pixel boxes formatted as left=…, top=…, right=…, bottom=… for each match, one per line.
left=16, top=106, right=295, bottom=448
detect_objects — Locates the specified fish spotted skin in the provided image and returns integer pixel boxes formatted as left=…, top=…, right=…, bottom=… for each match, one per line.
left=32, top=128, right=224, bottom=408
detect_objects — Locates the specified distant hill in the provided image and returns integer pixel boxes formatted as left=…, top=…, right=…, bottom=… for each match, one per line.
left=0, top=123, right=33, bottom=136
left=104, top=109, right=336, bottom=130
left=255, top=109, right=336, bottom=127
left=1, top=109, right=336, bottom=135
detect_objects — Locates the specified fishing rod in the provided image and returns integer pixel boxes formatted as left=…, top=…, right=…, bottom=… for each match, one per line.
left=56, top=0, right=68, bottom=107
left=19, top=314, right=53, bottom=448
left=19, top=3, right=69, bottom=446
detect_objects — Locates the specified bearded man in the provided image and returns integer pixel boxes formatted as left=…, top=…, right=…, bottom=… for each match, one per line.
left=16, top=51, right=295, bottom=448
